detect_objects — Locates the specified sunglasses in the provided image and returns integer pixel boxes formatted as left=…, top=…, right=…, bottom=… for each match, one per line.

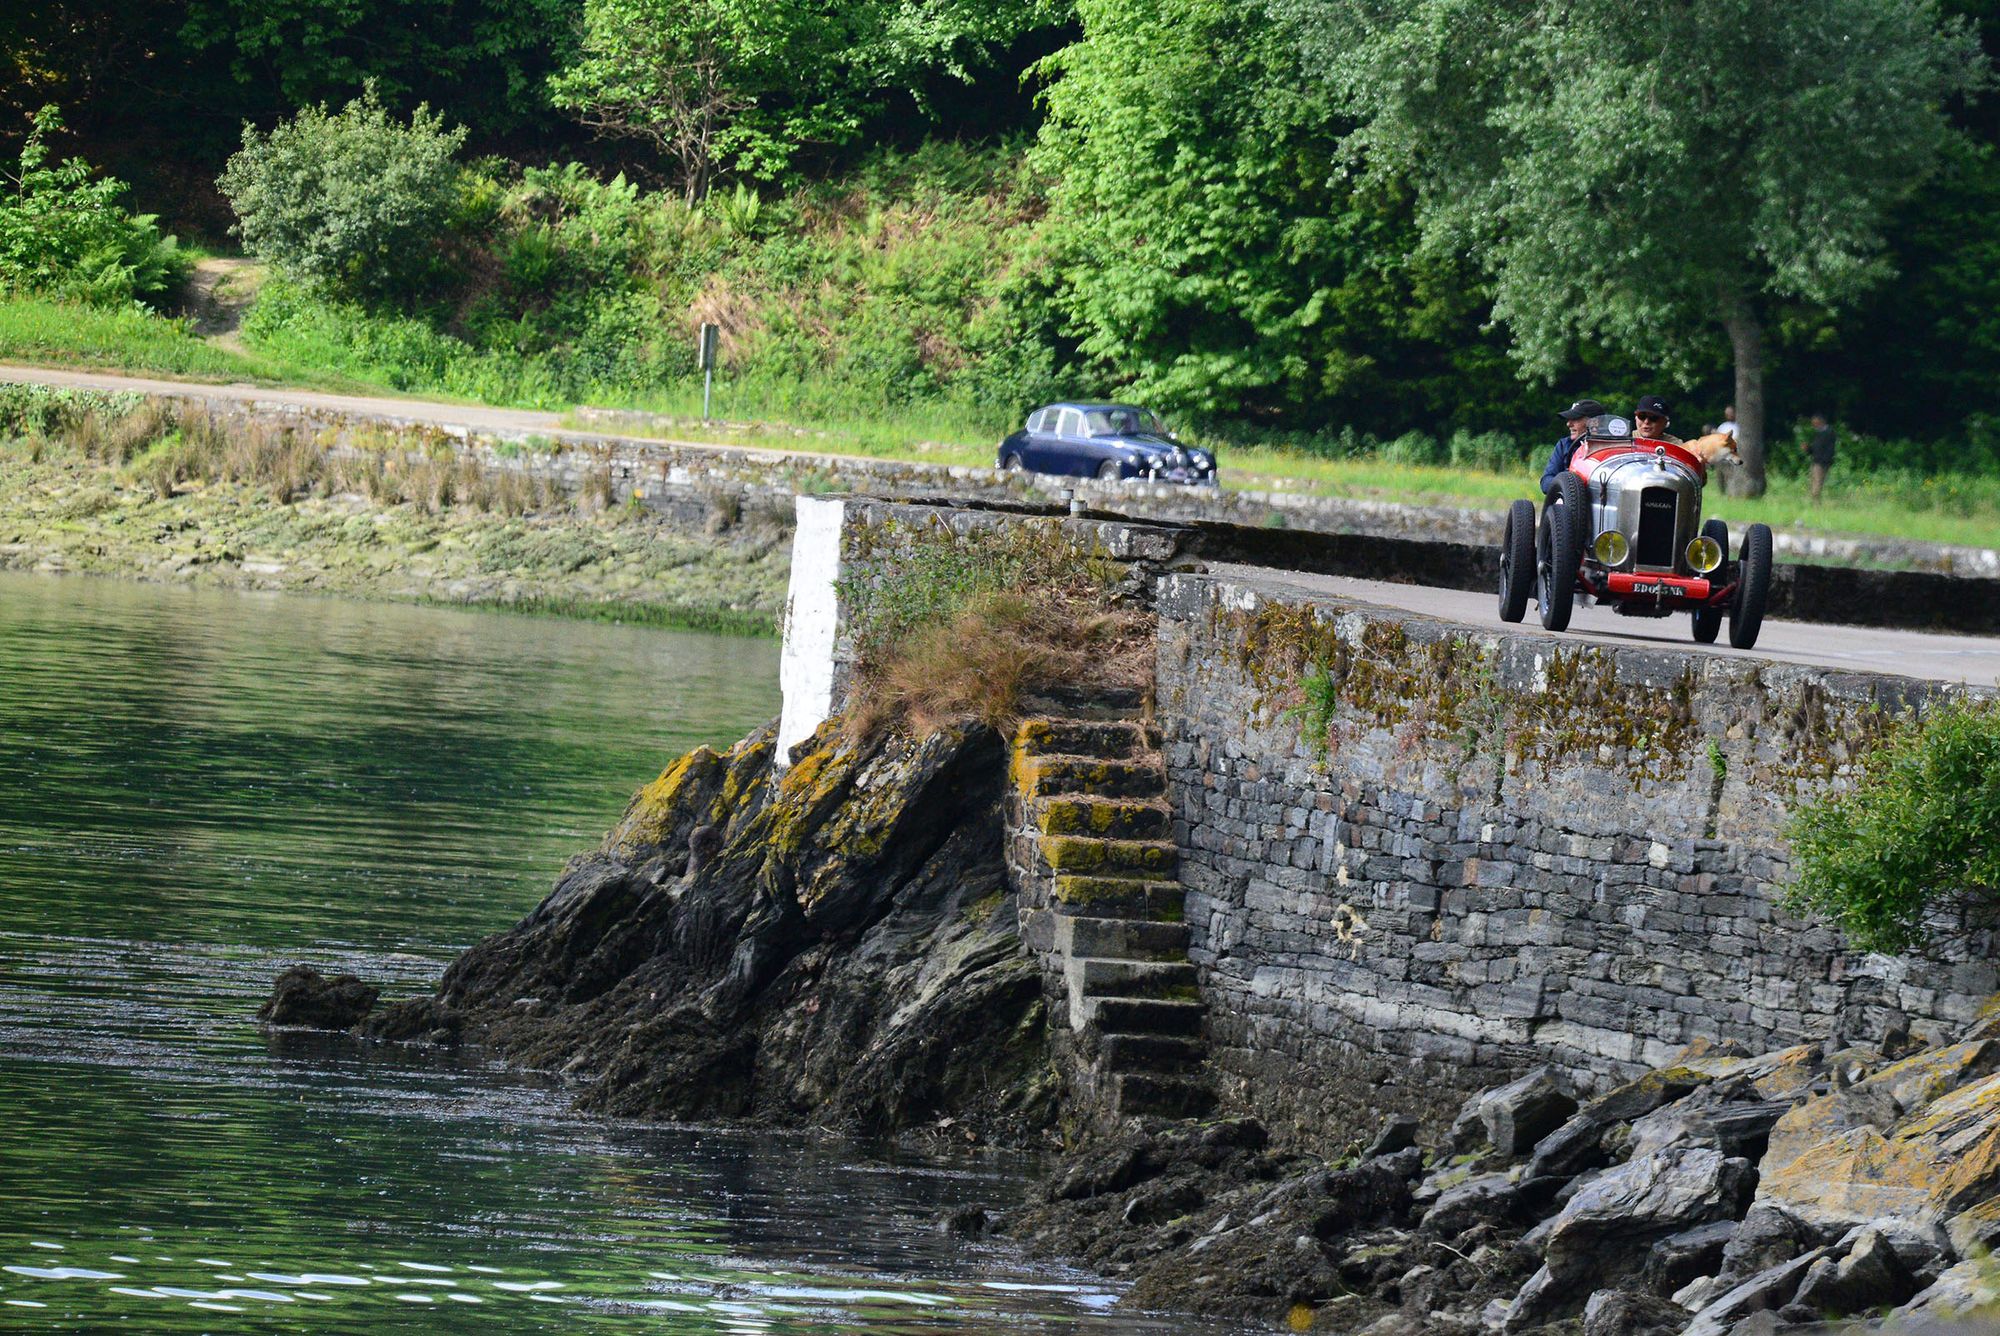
left=1636, top=413, right=1666, bottom=422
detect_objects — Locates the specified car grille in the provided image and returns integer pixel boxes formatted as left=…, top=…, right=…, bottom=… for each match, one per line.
left=1636, top=488, right=1678, bottom=567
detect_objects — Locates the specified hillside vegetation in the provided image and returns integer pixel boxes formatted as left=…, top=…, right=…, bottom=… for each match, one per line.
left=4, top=0, right=2000, bottom=508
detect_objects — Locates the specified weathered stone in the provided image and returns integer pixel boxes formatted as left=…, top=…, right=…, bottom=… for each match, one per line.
left=1422, top=1173, right=1522, bottom=1238
left=1679, top=1248, right=1831, bottom=1336
left=1756, top=1072, right=2000, bottom=1232
left=258, top=965, right=379, bottom=1029
left=1791, top=1226, right=1917, bottom=1316
left=1894, top=1256, right=2000, bottom=1321
left=1528, top=1068, right=1711, bottom=1182
left=1945, top=1195, right=2000, bottom=1259
left=1641, top=1220, right=1739, bottom=1298
left=1628, top=1083, right=1791, bottom=1162
left=1581, top=1289, right=1690, bottom=1336
left=1365, top=1113, right=1421, bottom=1159
left=1508, top=1149, right=1756, bottom=1328
left=1718, top=1206, right=1822, bottom=1285
left=1451, top=1066, right=1579, bottom=1158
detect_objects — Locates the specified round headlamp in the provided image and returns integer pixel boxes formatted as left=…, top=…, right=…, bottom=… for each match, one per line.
left=1686, top=536, right=1723, bottom=573
left=1593, top=531, right=1630, bottom=566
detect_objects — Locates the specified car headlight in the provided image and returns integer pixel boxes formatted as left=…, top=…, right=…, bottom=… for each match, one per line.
left=1593, top=531, right=1630, bottom=566
left=1192, top=450, right=1213, bottom=469
left=1686, top=535, right=1723, bottom=573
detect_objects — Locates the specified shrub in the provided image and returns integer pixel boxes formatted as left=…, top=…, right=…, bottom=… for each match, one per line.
left=1784, top=698, right=2000, bottom=953
left=0, top=107, right=187, bottom=307
left=218, top=88, right=466, bottom=302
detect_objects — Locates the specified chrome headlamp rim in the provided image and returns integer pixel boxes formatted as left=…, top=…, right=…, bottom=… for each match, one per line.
left=1686, top=535, right=1723, bottom=574
left=1593, top=530, right=1630, bottom=566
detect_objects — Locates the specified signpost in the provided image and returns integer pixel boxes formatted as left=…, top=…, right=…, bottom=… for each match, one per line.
left=697, top=322, right=721, bottom=423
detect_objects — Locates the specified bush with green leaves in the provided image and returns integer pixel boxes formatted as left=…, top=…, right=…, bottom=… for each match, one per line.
left=1785, top=698, right=2000, bottom=954
left=0, top=107, right=187, bottom=307
left=218, top=89, right=467, bottom=302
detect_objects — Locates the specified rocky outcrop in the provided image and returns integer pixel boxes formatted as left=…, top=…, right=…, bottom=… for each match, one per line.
left=1002, top=1014, right=2000, bottom=1334
left=261, top=718, right=1060, bottom=1144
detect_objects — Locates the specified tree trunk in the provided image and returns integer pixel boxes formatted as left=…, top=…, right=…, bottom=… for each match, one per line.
left=1722, top=299, right=1767, bottom=498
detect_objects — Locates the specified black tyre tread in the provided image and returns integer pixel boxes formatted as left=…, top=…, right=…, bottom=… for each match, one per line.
left=1499, top=498, right=1536, bottom=623
left=1538, top=492, right=1579, bottom=632
left=1554, top=471, right=1591, bottom=551
left=1729, top=523, right=1773, bottom=650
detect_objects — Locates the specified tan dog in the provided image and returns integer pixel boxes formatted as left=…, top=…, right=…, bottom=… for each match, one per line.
left=1686, top=431, right=1741, bottom=468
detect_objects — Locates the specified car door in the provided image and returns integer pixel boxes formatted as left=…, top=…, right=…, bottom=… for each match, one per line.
left=1022, top=409, right=1056, bottom=472
left=1055, top=408, right=1091, bottom=475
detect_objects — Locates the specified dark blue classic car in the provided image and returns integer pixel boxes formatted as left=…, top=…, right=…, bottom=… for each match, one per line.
left=997, top=402, right=1217, bottom=484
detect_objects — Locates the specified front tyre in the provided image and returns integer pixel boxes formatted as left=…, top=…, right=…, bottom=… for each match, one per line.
left=1537, top=492, right=1579, bottom=632
left=1499, top=498, right=1536, bottom=623
left=1691, top=518, right=1727, bottom=644
left=1002, top=453, right=1026, bottom=473
left=1729, top=522, right=1773, bottom=650
left=1096, top=460, right=1123, bottom=482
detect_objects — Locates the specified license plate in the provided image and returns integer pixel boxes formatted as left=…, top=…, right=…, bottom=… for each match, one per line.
left=1631, top=581, right=1684, bottom=596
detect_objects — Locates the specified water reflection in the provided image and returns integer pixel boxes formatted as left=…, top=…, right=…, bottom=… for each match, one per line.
left=0, top=573, right=1209, bottom=1333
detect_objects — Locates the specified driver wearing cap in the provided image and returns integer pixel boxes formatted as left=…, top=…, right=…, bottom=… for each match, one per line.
left=1541, top=398, right=1606, bottom=495
left=1633, top=394, right=1683, bottom=444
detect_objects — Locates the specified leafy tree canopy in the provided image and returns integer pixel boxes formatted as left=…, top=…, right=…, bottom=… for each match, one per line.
left=217, top=89, right=466, bottom=302
left=1279, top=0, right=1988, bottom=487
left=548, top=0, right=1066, bottom=197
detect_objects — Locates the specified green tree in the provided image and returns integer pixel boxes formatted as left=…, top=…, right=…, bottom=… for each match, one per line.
left=1031, top=0, right=1536, bottom=433
left=1786, top=699, right=2000, bottom=954
left=216, top=89, right=466, bottom=303
left=0, top=106, right=186, bottom=307
left=549, top=0, right=1064, bottom=199
left=1283, top=0, right=1988, bottom=494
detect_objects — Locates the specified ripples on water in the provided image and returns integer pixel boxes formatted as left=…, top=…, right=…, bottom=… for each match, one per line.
left=0, top=573, right=1207, bottom=1333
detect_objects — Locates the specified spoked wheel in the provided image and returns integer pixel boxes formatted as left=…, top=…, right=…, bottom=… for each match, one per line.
left=1537, top=475, right=1584, bottom=631
left=1002, top=453, right=1026, bottom=472
left=1691, top=518, right=1727, bottom=644
left=1729, top=522, right=1773, bottom=650
left=1096, top=461, right=1122, bottom=482
left=1498, top=498, right=1536, bottom=623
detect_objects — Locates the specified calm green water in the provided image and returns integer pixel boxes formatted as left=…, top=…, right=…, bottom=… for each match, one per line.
left=0, top=573, right=1191, bottom=1333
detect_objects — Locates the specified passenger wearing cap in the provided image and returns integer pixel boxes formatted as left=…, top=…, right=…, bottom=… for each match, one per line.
left=1540, top=398, right=1605, bottom=495
left=1633, top=395, right=1683, bottom=445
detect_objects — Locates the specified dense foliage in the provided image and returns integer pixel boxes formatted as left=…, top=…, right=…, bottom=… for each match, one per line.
left=1786, top=699, right=2000, bottom=954
left=6, top=0, right=2000, bottom=458
left=217, top=91, right=466, bottom=302
left=0, top=107, right=185, bottom=307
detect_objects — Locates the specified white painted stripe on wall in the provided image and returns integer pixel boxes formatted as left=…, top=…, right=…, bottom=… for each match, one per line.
left=775, top=495, right=846, bottom=769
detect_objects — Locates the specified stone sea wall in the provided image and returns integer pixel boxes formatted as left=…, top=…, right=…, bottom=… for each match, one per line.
left=1154, top=570, right=1997, bottom=1144
left=779, top=497, right=2000, bottom=1152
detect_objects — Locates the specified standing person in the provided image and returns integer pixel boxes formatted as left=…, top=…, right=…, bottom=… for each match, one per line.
left=1717, top=405, right=1739, bottom=442
left=1802, top=414, right=1836, bottom=500
left=1541, top=398, right=1606, bottom=494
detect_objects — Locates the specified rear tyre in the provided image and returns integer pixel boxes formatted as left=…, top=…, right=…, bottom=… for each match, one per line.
left=1097, top=461, right=1123, bottom=482
left=1002, top=453, right=1025, bottom=472
left=1691, top=518, right=1727, bottom=644
left=1537, top=494, right=1579, bottom=632
left=1729, top=523, right=1773, bottom=650
left=1499, top=498, right=1536, bottom=623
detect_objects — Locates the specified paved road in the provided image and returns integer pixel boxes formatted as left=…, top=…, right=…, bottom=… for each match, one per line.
left=8, top=364, right=1999, bottom=687
left=1210, top=564, right=2000, bottom=688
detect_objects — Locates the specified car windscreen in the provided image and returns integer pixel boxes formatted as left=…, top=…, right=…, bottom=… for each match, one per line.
left=1086, top=408, right=1164, bottom=436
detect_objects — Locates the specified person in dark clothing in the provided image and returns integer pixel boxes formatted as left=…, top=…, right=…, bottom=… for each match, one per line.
left=1802, top=415, right=1836, bottom=500
left=1541, top=398, right=1606, bottom=494
left=1632, top=394, right=1682, bottom=444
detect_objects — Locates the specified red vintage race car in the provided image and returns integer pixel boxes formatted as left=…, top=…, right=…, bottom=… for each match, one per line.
left=1497, top=413, right=1773, bottom=649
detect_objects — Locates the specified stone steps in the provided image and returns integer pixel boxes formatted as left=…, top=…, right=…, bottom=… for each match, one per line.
left=1087, top=996, right=1207, bottom=1037
left=1112, top=1071, right=1218, bottom=1119
left=1013, top=753, right=1166, bottom=800
left=1007, top=703, right=1212, bottom=1126
left=1036, top=794, right=1172, bottom=841
left=1013, top=717, right=1160, bottom=761
left=1054, top=915, right=1190, bottom=961
left=1051, top=876, right=1186, bottom=921
left=1018, top=684, right=1150, bottom=720
left=1040, top=835, right=1178, bottom=877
